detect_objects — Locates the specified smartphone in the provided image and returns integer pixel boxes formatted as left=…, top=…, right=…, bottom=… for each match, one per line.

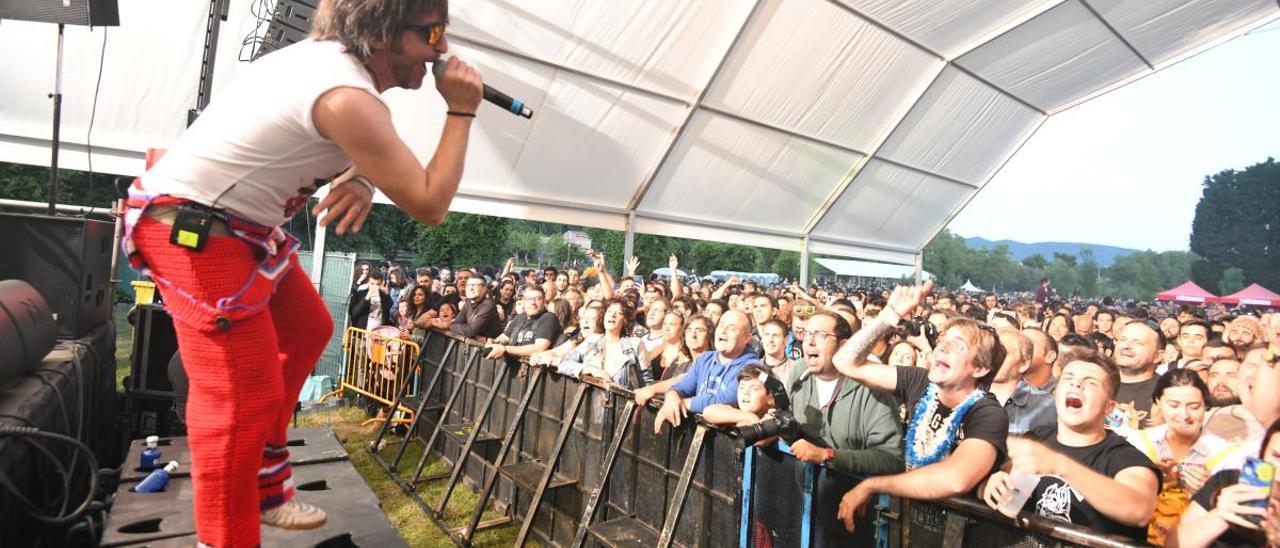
left=1240, top=457, right=1274, bottom=526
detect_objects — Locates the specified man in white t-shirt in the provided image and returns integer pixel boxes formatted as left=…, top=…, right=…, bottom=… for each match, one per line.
left=121, top=1, right=482, bottom=546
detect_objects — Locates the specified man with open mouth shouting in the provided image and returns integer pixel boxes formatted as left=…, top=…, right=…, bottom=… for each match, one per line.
left=981, top=348, right=1161, bottom=544
left=831, top=281, right=1009, bottom=534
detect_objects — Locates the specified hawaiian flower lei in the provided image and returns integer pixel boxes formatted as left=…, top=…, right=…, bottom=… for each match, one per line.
left=904, top=383, right=985, bottom=469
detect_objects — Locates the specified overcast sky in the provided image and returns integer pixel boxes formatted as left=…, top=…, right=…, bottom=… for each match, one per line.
left=948, top=20, right=1280, bottom=253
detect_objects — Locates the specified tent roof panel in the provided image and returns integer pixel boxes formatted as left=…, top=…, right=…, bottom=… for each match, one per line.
left=841, top=0, right=1058, bottom=58
left=704, top=0, right=942, bottom=151
left=810, top=159, right=973, bottom=248
left=1091, top=0, right=1279, bottom=66
left=448, top=0, right=755, bottom=102
left=637, top=111, right=864, bottom=234
left=956, top=0, right=1150, bottom=112
left=877, top=66, right=1045, bottom=184
left=815, top=257, right=933, bottom=280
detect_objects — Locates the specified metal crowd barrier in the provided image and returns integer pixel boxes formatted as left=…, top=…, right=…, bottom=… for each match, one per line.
left=320, top=326, right=420, bottom=426
left=369, top=329, right=1144, bottom=548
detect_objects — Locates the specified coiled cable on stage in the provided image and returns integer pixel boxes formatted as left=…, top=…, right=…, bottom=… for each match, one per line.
left=0, top=426, right=100, bottom=525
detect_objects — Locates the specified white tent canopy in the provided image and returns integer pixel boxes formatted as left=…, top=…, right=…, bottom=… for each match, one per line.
left=2, top=0, right=1276, bottom=275
left=960, top=279, right=985, bottom=293
left=815, top=258, right=933, bottom=282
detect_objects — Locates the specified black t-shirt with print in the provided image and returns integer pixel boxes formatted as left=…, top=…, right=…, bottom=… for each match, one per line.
left=894, top=367, right=1009, bottom=475
left=1191, top=470, right=1268, bottom=548
left=1113, top=377, right=1159, bottom=430
left=1022, top=429, right=1161, bottom=544
left=503, top=311, right=562, bottom=347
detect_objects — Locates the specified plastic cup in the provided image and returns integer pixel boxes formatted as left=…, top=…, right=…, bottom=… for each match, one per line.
left=999, top=470, right=1041, bottom=518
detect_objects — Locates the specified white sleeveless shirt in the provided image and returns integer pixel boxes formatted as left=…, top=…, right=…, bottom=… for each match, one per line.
left=142, top=39, right=386, bottom=226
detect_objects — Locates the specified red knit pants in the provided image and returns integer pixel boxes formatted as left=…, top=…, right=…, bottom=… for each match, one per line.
left=132, top=217, right=333, bottom=547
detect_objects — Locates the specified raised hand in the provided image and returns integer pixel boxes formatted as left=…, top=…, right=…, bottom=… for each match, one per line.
left=883, top=280, right=934, bottom=321
left=626, top=256, right=640, bottom=277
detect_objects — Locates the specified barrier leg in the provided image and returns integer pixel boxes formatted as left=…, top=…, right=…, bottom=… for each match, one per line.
left=459, top=366, right=546, bottom=543
left=512, top=381, right=591, bottom=547
left=369, top=332, right=432, bottom=452
left=434, top=360, right=513, bottom=515
left=571, top=400, right=637, bottom=548
left=409, top=347, right=481, bottom=492
left=388, top=337, right=456, bottom=469
left=656, top=425, right=708, bottom=548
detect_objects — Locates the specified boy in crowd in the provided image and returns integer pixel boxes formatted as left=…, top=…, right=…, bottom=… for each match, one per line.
left=981, top=349, right=1160, bottom=544
left=831, top=282, right=1010, bottom=533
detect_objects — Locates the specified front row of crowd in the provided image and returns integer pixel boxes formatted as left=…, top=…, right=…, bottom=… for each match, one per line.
left=350, top=258, right=1280, bottom=547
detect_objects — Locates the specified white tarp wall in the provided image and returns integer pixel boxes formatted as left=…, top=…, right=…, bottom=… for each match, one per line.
left=815, top=258, right=934, bottom=282
left=2, top=0, right=1277, bottom=268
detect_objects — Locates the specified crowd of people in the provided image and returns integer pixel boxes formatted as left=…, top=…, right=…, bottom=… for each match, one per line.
left=348, top=255, right=1280, bottom=547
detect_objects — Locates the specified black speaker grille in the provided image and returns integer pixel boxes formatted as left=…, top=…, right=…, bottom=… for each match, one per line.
left=0, top=0, right=120, bottom=27
left=0, top=213, right=112, bottom=339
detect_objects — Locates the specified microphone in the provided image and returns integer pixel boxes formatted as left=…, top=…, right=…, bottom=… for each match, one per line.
left=432, top=56, right=533, bottom=119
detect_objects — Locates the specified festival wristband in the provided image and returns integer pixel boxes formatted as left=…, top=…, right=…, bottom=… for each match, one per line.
left=333, top=174, right=376, bottom=195
left=447, top=110, right=477, bottom=118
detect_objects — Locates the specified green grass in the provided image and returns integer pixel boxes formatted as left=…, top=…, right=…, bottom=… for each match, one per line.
left=114, top=303, right=134, bottom=391
left=295, top=406, right=527, bottom=547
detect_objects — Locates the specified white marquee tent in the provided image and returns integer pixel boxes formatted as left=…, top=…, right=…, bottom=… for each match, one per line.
left=2, top=0, right=1276, bottom=283
left=814, top=258, right=933, bottom=283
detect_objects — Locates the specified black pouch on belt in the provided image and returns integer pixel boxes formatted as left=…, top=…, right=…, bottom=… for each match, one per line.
left=169, top=204, right=214, bottom=251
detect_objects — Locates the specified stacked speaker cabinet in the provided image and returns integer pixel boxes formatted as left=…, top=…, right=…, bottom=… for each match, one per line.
left=0, top=213, right=113, bottom=339
left=0, top=0, right=120, bottom=26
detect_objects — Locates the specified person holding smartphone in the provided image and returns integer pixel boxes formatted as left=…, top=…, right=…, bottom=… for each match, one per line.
left=1170, top=419, right=1280, bottom=548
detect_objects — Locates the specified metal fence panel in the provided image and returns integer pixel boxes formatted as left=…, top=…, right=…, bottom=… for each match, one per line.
left=296, top=250, right=355, bottom=384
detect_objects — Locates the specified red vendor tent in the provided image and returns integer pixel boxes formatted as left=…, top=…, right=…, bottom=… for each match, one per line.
left=1218, top=283, right=1280, bottom=307
left=1155, top=281, right=1221, bottom=304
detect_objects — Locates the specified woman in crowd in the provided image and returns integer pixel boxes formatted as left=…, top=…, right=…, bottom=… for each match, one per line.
left=1047, top=313, right=1074, bottom=342
left=549, top=298, right=578, bottom=347
left=436, top=300, right=458, bottom=325
left=556, top=297, right=652, bottom=388
left=561, top=287, right=584, bottom=316
left=1127, top=369, right=1247, bottom=545
left=886, top=340, right=920, bottom=368
left=1170, top=419, right=1280, bottom=548
left=387, top=266, right=409, bottom=310
left=401, top=285, right=436, bottom=344
left=661, top=313, right=714, bottom=381
left=650, top=311, right=692, bottom=381
left=638, top=297, right=670, bottom=354
left=494, top=279, right=517, bottom=322
left=1162, top=317, right=1183, bottom=344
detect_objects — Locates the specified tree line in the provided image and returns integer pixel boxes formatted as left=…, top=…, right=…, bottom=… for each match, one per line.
left=2, top=156, right=1274, bottom=300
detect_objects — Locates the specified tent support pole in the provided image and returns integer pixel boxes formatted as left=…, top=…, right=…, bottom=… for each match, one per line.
left=914, top=253, right=923, bottom=285
left=311, top=224, right=327, bottom=290
left=623, top=211, right=636, bottom=274
left=800, top=236, right=810, bottom=287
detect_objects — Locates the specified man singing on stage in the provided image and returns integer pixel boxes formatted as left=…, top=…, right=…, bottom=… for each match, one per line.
left=120, top=1, right=481, bottom=546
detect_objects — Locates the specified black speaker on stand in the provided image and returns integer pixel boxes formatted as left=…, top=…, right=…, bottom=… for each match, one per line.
left=0, top=213, right=113, bottom=339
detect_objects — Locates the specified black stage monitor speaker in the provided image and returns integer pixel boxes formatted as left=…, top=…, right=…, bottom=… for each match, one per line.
left=0, top=0, right=120, bottom=27
left=0, top=213, right=113, bottom=339
left=254, top=0, right=318, bottom=60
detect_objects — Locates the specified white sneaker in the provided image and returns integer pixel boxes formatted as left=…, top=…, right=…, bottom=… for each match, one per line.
left=260, top=499, right=327, bottom=530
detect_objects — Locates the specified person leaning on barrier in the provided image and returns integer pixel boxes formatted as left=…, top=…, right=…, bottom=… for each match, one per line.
left=831, top=281, right=1012, bottom=533
left=555, top=297, right=652, bottom=389
left=436, top=275, right=501, bottom=341
left=701, top=364, right=789, bottom=432
left=783, top=310, right=903, bottom=475
left=484, top=284, right=561, bottom=361
left=633, top=310, right=758, bottom=434
left=981, top=349, right=1161, bottom=544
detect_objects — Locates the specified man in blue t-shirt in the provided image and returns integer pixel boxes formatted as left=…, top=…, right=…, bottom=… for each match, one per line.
left=633, top=309, right=757, bottom=433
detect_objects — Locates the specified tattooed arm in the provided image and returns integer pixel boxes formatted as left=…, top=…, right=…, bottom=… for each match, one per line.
left=833, top=281, right=933, bottom=393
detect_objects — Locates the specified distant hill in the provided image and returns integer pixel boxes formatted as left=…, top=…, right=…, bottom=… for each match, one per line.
left=963, top=237, right=1141, bottom=268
